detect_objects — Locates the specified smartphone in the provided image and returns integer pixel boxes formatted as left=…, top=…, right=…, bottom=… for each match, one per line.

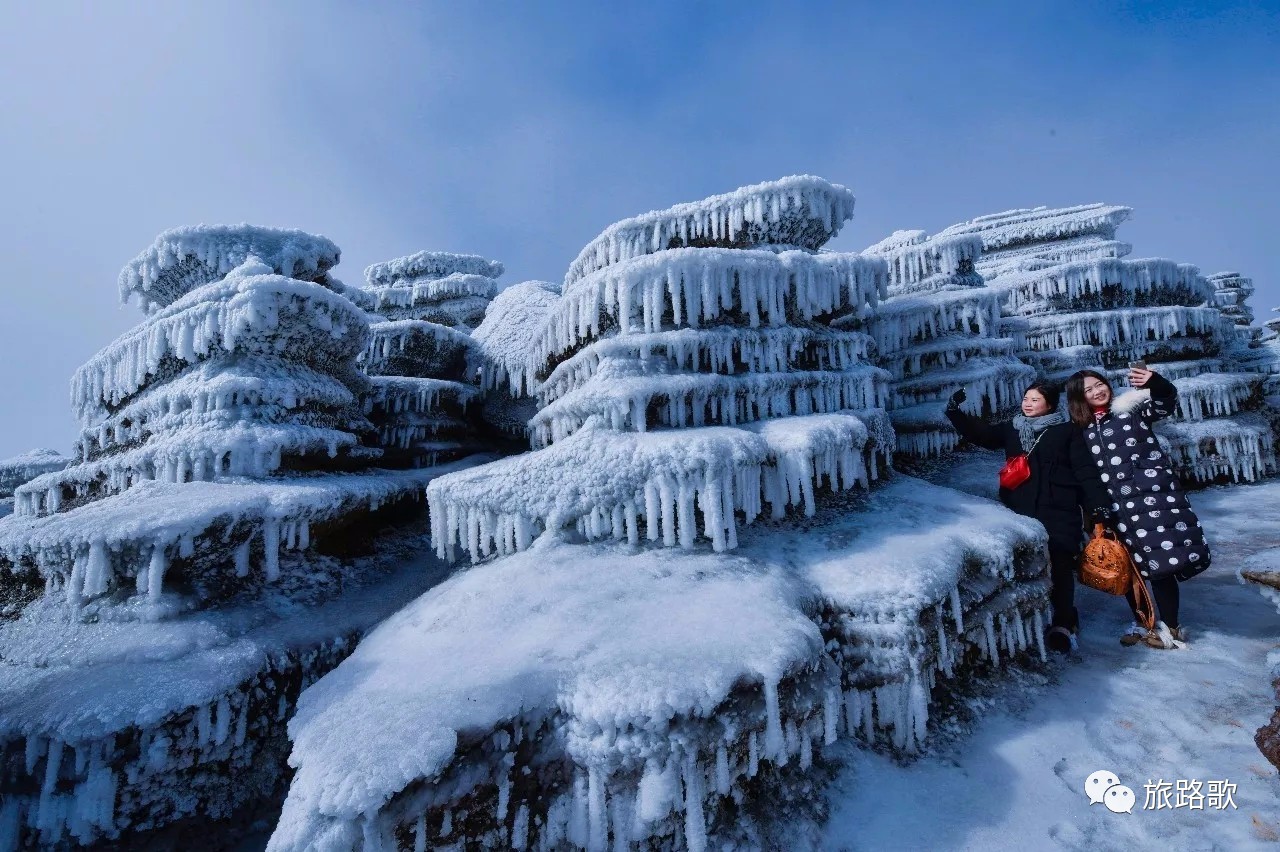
left=1129, top=360, right=1147, bottom=370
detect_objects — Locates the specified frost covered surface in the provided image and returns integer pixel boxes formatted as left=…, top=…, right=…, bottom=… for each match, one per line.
left=853, top=230, right=1032, bottom=457
left=364, top=251, right=503, bottom=288
left=271, top=475, right=1049, bottom=852
left=535, top=247, right=886, bottom=368
left=471, top=281, right=561, bottom=396
left=428, top=412, right=889, bottom=562
left=991, top=257, right=1210, bottom=317
left=1156, top=412, right=1277, bottom=483
left=74, top=264, right=369, bottom=415
left=1207, top=271, right=1256, bottom=325
left=937, top=203, right=1132, bottom=254
left=565, top=175, right=857, bottom=286
left=0, top=449, right=71, bottom=498
left=119, top=225, right=341, bottom=312
left=530, top=363, right=889, bottom=448
left=540, top=327, right=876, bottom=407
left=0, top=514, right=458, bottom=849
left=0, top=469, right=449, bottom=606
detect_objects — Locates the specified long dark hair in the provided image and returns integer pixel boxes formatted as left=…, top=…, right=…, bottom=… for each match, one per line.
left=1065, top=369, right=1112, bottom=426
left=1023, top=380, right=1061, bottom=411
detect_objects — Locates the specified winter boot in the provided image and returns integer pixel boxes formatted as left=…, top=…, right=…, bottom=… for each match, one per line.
left=1046, top=626, right=1074, bottom=654
left=1119, top=622, right=1146, bottom=647
left=1143, top=621, right=1186, bottom=650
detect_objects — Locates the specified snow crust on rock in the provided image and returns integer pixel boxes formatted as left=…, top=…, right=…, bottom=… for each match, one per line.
left=471, top=281, right=562, bottom=396
left=536, top=247, right=886, bottom=368
left=0, top=450, right=72, bottom=499
left=364, top=251, right=504, bottom=288
left=119, top=225, right=341, bottom=312
left=428, top=412, right=888, bottom=563
left=937, top=203, right=1132, bottom=253
left=270, top=476, right=1048, bottom=852
left=74, top=264, right=369, bottom=415
left=565, top=176, right=857, bottom=286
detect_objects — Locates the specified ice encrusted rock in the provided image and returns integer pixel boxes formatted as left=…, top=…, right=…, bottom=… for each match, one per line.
left=472, top=281, right=562, bottom=397
left=0, top=449, right=71, bottom=499
left=564, top=175, right=857, bottom=286
left=426, top=177, right=894, bottom=563
left=955, top=202, right=1279, bottom=484
left=849, top=231, right=1032, bottom=458
left=0, top=226, right=493, bottom=847
left=356, top=251, right=501, bottom=467
left=119, top=225, right=342, bottom=313
left=269, top=477, right=1049, bottom=852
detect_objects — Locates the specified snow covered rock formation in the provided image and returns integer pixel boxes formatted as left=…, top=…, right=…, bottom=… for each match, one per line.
left=270, top=179, right=1059, bottom=852
left=0, top=450, right=71, bottom=520
left=470, top=280, right=562, bottom=445
left=358, top=252, right=500, bottom=468
left=940, top=205, right=1278, bottom=484
left=427, top=176, right=895, bottom=562
left=0, top=226, right=474, bottom=848
left=853, top=230, right=1035, bottom=458
left=269, top=478, right=1050, bottom=852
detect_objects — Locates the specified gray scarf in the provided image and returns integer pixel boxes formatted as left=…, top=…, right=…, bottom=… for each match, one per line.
left=1012, top=411, right=1067, bottom=453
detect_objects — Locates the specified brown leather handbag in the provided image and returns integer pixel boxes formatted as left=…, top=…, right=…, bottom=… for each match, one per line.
left=1079, top=524, right=1154, bottom=629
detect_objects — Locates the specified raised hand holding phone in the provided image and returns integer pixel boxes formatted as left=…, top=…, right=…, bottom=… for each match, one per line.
left=1128, top=363, right=1153, bottom=387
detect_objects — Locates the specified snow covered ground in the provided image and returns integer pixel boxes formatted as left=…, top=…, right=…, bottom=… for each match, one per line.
left=823, top=449, right=1280, bottom=850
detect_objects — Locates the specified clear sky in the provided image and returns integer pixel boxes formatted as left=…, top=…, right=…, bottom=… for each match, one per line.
left=1, top=0, right=1277, bottom=458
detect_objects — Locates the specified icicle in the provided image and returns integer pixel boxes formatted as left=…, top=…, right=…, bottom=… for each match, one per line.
left=147, top=543, right=167, bottom=602
left=683, top=751, right=707, bottom=852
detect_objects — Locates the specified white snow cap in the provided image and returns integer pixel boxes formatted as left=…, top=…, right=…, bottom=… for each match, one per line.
left=119, top=225, right=341, bottom=311
left=938, top=203, right=1132, bottom=252
left=471, top=281, right=562, bottom=395
left=565, top=175, right=857, bottom=286
left=364, top=251, right=504, bottom=287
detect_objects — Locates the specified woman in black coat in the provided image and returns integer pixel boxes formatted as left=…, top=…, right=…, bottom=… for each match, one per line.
left=1065, top=367, right=1210, bottom=650
left=946, top=381, right=1112, bottom=654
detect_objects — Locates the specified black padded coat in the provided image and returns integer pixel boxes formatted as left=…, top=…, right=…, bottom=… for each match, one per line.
left=945, top=409, right=1111, bottom=555
left=1082, top=373, right=1211, bottom=581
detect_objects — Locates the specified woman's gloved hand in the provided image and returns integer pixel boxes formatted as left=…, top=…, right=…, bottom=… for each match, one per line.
left=947, top=388, right=967, bottom=410
left=1091, top=507, right=1116, bottom=529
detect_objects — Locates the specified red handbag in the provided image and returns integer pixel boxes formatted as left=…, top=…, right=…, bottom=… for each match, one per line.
left=998, top=430, right=1047, bottom=490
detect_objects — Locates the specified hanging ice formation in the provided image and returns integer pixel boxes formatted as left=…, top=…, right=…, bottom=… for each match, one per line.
left=427, top=175, right=895, bottom=562
left=0, top=449, right=71, bottom=519
left=268, top=478, right=1052, bottom=852
left=469, top=280, right=563, bottom=443
left=848, top=230, right=1035, bottom=458
left=358, top=251, right=501, bottom=468
left=0, top=226, right=479, bottom=848
left=270, top=179, right=1060, bottom=852
left=939, top=205, right=1279, bottom=484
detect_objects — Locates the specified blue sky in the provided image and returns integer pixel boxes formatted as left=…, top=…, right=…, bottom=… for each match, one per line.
left=1, top=1, right=1277, bottom=457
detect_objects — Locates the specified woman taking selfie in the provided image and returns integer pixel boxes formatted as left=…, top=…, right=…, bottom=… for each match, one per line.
left=946, top=381, right=1112, bottom=654
left=1065, top=365, right=1211, bottom=649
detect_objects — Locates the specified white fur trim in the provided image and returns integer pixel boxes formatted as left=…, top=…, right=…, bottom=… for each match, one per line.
left=1111, top=389, right=1151, bottom=414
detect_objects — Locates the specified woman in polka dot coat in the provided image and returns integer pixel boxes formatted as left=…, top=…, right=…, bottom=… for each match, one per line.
left=1066, top=367, right=1210, bottom=649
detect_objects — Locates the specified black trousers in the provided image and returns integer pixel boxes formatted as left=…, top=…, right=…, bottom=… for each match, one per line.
left=1127, top=575, right=1180, bottom=629
left=1049, top=549, right=1079, bottom=631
